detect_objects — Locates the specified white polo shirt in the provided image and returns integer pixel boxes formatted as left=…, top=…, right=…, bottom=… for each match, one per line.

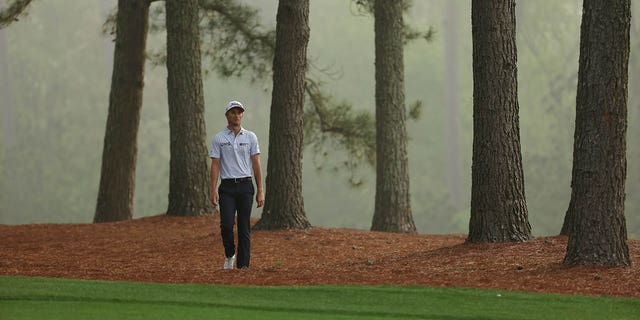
left=210, top=127, right=260, bottom=179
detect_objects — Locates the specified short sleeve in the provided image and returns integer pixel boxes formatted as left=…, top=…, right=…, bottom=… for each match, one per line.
left=250, top=132, right=260, bottom=156
left=210, top=136, right=220, bottom=158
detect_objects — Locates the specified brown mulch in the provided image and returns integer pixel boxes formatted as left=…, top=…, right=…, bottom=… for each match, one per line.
left=1, top=214, right=639, bottom=298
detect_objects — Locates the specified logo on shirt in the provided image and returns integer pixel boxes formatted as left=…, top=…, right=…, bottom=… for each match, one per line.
left=221, top=142, right=232, bottom=147
left=239, top=143, right=249, bottom=146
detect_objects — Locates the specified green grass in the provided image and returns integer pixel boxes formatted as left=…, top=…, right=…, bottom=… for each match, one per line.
left=1, top=276, right=639, bottom=320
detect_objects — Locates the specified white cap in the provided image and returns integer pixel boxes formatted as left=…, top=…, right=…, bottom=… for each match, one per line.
left=225, top=100, right=245, bottom=113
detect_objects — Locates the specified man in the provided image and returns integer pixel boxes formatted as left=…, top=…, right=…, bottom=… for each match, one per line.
left=210, top=100, right=264, bottom=269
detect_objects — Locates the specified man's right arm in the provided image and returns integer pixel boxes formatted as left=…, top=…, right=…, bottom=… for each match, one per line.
left=210, top=158, right=220, bottom=206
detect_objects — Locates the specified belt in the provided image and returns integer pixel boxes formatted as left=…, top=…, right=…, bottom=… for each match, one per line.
left=221, top=177, right=252, bottom=183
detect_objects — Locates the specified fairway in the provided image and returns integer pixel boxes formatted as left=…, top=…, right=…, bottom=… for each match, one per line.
left=1, top=276, right=639, bottom=320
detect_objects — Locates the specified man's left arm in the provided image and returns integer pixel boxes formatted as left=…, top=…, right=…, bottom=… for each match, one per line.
left=251, top=154, right=265, bottom=208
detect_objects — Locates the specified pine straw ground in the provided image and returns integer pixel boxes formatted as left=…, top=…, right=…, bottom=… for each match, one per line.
left=1, top=214, right=639, bottom=298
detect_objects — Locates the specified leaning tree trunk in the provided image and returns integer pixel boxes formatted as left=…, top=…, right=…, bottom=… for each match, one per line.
left=94, top=0, right=149, bottom=223
left=467, top=0, right=531, bottom=242
left=563, top=0, right=631, bottom=267
left=165, top=0, right=215, bottom=216
left=253, top=0, right=311, bottom=230
left=370, top=0, right=416, bottom=233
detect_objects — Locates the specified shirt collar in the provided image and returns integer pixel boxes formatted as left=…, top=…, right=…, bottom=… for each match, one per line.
left=224, top=127, right=245, bottom=135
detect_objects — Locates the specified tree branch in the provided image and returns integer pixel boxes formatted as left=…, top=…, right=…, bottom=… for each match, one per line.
left=198, top=0, right=275, bottom=51
left=0, top=0, right=33, bottom=29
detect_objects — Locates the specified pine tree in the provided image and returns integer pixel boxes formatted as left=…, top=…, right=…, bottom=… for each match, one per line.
left=563, top=0, right=631, bottom=267
left=94, top=0, right=149, bottom=222
left=467, top=0, right=532, bottom=242
left=370, top=0, right=416, bottom=233
left=165, top=0, right=215, bottom=216
left=254, top=0, right=311, bottom=230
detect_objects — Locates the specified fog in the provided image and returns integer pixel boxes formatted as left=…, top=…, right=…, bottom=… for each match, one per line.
left=1, top=0, right=639, bottom=238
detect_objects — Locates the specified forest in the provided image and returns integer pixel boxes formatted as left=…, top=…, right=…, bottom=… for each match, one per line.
left=1, top=0, right=639, bottom=239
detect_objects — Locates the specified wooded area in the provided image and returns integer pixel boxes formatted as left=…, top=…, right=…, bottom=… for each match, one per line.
left=1, top=0, right=639, bottom=263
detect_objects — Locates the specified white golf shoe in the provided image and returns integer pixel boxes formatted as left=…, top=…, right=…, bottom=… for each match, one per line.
left=223, top=254, right=236, bottom=270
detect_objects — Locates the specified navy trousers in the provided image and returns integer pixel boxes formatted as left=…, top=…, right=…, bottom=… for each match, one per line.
left=218, top=180, right=254, bottom=268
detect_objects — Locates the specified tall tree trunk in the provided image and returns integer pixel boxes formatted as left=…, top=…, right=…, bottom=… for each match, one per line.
left=165, top=0, right=215, bottom=216
left=370, top=0, right=416, bottom=233
left=254, top=0, right=311, bottom=230
left=563, top=0, right=631, bottom=267
left=468, top=0, right=531, bottom=242
left=94, top=0, right=149, bottom=223
left=444, top=0, right=463, bottom=209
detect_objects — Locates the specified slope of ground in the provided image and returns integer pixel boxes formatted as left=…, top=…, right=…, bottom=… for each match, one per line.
left=1, top=215, right=638, bottom=297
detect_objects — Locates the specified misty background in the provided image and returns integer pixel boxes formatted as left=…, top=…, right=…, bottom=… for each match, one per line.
left=1, top=0, right=638, bottom=238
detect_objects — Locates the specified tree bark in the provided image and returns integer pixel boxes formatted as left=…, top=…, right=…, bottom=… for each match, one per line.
left=165, top=0, right=215, bottom=216
left=370, top=0, right=416, bottom=233
left=254, top=0, right=311, bottom=230
left=563, top=0, right=631, bottom=267
left=94, top=0, right=149, bottom=223
left=468, top=0, right=531, bottom=242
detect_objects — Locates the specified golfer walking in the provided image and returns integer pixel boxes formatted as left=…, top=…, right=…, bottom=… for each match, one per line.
left=210, top=100, right=264, bottom=269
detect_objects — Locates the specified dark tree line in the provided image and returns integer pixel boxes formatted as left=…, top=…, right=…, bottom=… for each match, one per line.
left=96, top=0, right=214, bottom=222
left=1, top=0, right=633, bottom=267
left=467, top=0, right=631, bottom=266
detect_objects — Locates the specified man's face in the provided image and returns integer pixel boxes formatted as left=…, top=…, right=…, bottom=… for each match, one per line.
left=225, top=108, right=244, bottom=126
